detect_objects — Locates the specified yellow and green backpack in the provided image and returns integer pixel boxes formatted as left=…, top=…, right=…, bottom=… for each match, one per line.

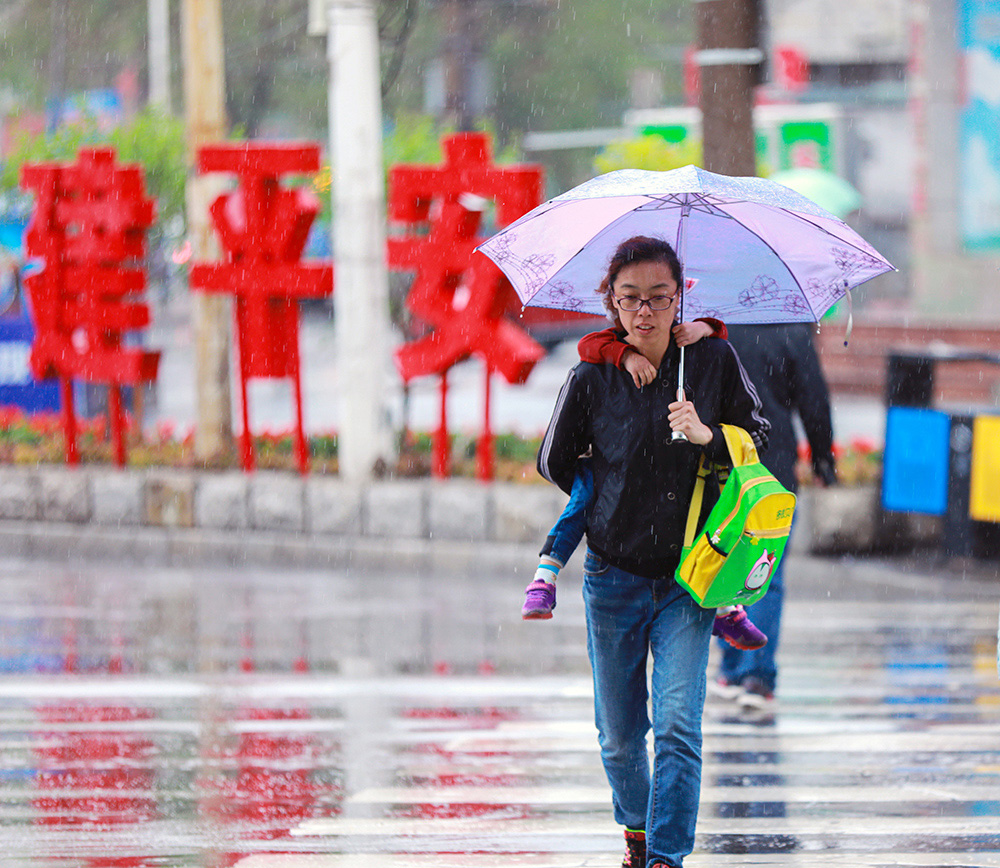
left=675, top=425, right=796, bottom=609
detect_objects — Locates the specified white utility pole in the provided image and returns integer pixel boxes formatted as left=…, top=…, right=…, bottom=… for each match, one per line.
left=325, top=0, right=392, bottom=480
left=148, top=0, right=172, bottom=111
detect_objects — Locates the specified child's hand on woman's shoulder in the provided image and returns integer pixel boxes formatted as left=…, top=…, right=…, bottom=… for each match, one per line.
left=623, top=349, right=658, bottom=388
left=672, top=320, right=713, bottom=347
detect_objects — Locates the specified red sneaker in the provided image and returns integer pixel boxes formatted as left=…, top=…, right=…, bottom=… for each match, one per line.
left=621, top=829, right=645, bottom=868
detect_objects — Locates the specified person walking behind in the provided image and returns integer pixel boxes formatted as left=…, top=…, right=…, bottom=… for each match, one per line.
left=714, top=322, right=838, bottom=709
left=538, top=235, right=769, bottom=868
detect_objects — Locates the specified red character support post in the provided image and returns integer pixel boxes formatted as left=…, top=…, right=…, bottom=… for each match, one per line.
left=20, top=148, right=159, bottom=467
left=190, top=143, right=333, bottom=474
left=387, top=133, right=545, bottom=480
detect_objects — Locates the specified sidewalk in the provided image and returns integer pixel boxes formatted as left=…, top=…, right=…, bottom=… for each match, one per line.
left=0, top=538, right=997, bottom=865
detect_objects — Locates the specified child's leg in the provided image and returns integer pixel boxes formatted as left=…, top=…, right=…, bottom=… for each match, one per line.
left=523, top=463, right=593, bottom=620
left=712, top=604, right=767, bottom=651
left=538, top=461, right=593, bottom=577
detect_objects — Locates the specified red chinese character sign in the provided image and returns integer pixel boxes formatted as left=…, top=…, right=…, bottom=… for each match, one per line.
left=20, top=147, right=159, bottom=467
left=388, top=133, right=544, bottom=479
left=190, top=143, right=333, bottom=474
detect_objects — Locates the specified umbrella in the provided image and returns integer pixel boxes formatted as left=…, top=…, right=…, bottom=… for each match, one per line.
left=769, top=167, right=862, bottom=219
left=477, top=164, right=894, bottom=440
left=477, top=164, right=892, bottom=324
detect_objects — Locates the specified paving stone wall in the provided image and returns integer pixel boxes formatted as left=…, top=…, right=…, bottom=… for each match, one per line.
left=0, top=466, right=931, bottom=559
left=0, top=466, right=568, bottom=545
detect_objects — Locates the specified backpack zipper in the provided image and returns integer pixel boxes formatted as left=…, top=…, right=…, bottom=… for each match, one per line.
left=710, top=477, right=785, bottom=545
left=744, top=526, right=791, bottom=540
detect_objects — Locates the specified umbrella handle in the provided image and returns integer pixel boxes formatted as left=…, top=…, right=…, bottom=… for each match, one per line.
left=671, top=346, right=688, bottom=443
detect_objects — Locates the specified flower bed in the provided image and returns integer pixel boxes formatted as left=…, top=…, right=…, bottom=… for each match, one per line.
left=0, top=409, right=546, bottom=481
left=0, top=408, right=880, bottom=486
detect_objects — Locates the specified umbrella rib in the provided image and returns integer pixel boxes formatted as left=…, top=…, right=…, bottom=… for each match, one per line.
left=640, top=192, right=727, bottom=217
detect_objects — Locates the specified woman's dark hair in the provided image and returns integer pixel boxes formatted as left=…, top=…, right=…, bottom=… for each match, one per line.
left=597, top=235, right=683, bottom=320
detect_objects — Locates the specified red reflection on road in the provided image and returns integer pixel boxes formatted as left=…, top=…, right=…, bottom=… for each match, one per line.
left=33, top=703, right=157, bottom=832
left=396, top=702, right=538, bottom=821
left=200, top=636, right=340, bottom=868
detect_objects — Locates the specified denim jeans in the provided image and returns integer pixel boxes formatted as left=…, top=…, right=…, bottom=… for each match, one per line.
left=540, top=460, right=593, bottom=567
left=582, top=548, right=715, bottom=867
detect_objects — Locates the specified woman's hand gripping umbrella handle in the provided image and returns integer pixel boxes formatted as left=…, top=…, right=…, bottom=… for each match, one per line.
left=668, top=388, right=713, bottom=446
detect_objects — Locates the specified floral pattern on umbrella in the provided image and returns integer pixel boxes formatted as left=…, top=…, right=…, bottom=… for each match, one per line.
left=478, top=165, right=895, bottom=325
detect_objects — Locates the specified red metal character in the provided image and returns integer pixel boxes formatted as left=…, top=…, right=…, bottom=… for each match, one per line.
left=190, top=143, right=333, bottom=474
left=388, top=133, right=545, bottom=479
left=20, top=148, right=159, bottom=466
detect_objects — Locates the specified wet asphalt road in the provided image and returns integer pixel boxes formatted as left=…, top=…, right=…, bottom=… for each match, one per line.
left=0, top=549, right=998, bottom=867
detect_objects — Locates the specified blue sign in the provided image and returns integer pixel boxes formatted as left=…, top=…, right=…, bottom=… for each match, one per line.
left=882, top=407, right=950, bottom=515
left=0, top=316, right=60, bottom=413
left=0, top=218, right=61, bottom=413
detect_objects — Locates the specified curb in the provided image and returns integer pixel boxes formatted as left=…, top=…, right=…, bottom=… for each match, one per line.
left=0, top=517, right=542, bottom=573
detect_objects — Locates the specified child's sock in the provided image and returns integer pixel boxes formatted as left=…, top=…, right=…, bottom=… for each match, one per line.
left=534, top=557, right=561, bottom=585
left=716, top=604, right=736, bottom=616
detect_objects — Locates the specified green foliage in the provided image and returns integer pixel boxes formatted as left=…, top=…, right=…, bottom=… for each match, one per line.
left=383, top=114, right=447, bottom=167
left=384, top=0, right=691, bottom=141
left=594, top=136, right=702, bottom=174
left=490, top=0, right=692, bottom=137
left=0, top=0, right=147, bottom=107
left=107, top=109, right=188, bottom=225
left=2, top=0, right=694, bottom=171
left=1, top=106, right=188, bottom=226
left=593, top=134, right=771, bottom=177
left=493, top=432, right=542, bottom=464
left=383, top=113, right=519, bottom=171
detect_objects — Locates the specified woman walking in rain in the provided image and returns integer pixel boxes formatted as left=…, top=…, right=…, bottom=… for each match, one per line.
left=537, top=235, right=768, bottom=868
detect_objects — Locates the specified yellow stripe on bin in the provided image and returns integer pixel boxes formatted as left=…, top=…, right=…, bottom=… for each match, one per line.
left=970, top=415, right=1000, bottom=523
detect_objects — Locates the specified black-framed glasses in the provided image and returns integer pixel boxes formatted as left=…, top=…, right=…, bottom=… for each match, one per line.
left=614, top=293, right=680, bottom=312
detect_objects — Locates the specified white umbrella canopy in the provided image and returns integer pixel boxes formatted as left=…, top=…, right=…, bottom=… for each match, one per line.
left=477, top=165, right=894, bottom=323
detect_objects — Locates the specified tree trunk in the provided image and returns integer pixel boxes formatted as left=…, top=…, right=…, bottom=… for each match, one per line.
left=695, top=0, right=759, bottom=177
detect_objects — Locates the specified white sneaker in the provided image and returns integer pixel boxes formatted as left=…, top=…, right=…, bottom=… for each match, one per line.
left=736, top=677, right=775, bottom=710
left=708, top=677, right=745, bottom=702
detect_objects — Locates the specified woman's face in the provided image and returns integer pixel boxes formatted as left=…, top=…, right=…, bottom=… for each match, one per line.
left=612, top=260, right=681, bottom=356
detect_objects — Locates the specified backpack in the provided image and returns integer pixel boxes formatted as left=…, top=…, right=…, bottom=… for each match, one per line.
left=675, top=425, right=796, bottom=609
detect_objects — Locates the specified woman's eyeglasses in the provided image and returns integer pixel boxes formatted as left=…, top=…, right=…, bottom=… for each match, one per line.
left=614, top=294, right=680, bottom=312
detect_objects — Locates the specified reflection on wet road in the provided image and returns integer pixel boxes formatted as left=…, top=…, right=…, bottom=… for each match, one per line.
left=0, top=555, right=998, bottom=867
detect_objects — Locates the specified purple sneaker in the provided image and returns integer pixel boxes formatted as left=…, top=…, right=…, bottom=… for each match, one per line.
left=521, top=579, right=556, bottom=620
left=713, top=605, right=767, bottom=650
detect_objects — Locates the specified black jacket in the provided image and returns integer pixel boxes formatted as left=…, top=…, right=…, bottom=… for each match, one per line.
left=537, top=337, right=769, bottom=579
left=725, top=323, right=836, bottom=492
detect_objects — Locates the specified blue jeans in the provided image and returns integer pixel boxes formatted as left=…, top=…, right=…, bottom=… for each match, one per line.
left=540, top=461, right=593, bottom=567
left=583, top=548, right=715, bottom=867
left=716, top=536, right=786, bottom=692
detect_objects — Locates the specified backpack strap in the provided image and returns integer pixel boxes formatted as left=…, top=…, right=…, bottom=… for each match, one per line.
left=683, top=426, right=757, bottom=549
left=719, top=423, right=760, bottom=467
left=683, top=455, right=714, bottom=549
